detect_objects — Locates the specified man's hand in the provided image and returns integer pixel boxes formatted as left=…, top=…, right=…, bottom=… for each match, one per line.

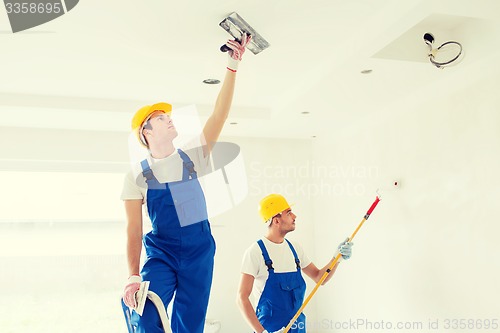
left=123, top=275, right=141, bottom=308
left=225, top=33, right=252, bottom=72
left=270, top=327, right=286, bottom=333
left=338, top=237, right=354, bottom=260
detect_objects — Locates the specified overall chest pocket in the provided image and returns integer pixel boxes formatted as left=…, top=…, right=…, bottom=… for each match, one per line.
left=279, top=275, right=304, bottom=310
left=168, top=180, right=208, bottom=227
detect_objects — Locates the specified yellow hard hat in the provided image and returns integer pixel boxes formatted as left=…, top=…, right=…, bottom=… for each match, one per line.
left=258, top=193, right=291, bottom=222
left=131, top=102, right=172, bottom=147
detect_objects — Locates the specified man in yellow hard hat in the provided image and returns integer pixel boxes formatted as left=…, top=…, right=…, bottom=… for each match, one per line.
left=121, top=34, right=251, bottom=333
left=237, top=194, right=353, bottom=333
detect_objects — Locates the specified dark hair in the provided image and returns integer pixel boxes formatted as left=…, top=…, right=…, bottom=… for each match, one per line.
left=268, top=213, right=281, bottom=227
left=143, top=119, right=153, bottom=130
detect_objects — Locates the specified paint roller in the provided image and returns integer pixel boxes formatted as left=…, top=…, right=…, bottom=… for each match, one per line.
left=283, top=195, right=382, bottom=333
left=219, top=12, right=270, bottom=54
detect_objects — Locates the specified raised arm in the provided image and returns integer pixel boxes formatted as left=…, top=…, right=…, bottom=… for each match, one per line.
left=302, top=239, right=354, bottom=285
left=302, top=260, right=340, bottom=285
left=202, top=34, right=251, bottom=155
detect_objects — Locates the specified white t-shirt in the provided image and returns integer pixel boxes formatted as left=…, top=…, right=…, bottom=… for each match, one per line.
left=120, top=137, right=211, bottom=202
left=241, top=237, right=311, bottom=304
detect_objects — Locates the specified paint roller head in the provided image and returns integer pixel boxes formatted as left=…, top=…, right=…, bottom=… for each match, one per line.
left=219, top=12, right=270, bottom=54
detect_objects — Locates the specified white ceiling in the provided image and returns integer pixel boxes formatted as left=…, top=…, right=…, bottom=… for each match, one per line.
left=1, top=0, right=499, bottom=139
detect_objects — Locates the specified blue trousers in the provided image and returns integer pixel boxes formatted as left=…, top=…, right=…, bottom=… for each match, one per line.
left=131, top=221, right=216, bottom=333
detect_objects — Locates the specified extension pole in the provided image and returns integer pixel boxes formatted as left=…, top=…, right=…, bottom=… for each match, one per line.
left=283, top=196, right=381, bottom=333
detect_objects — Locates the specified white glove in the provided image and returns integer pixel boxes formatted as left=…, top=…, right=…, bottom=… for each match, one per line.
left=271, top=327, right=286, bottom=333
left=337, top=237, right=354, bottom=260
left=225, top=33, right=252, bottom=72
left=122, top=275, right=141, bottom=308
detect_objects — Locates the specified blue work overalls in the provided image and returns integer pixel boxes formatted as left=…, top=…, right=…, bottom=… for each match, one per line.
left=256, top=239, right=307, bottom=332
left=131, top=149, right=216, bottom=333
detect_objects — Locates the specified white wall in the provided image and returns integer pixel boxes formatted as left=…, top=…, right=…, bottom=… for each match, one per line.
left=2, top=72, right=499, bottom=332
left=2, top=56, right=499, bottom=333
left=207, top=136, right=319, bottom=332
left=0, top=130, right=318, bottom=332
left=309, top=65, right=500, bottom=332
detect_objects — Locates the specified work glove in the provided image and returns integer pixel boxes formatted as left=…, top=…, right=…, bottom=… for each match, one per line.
left=337, top=237, right=353, bottom=260
left=270, top=327, right=286, bottom=333
left=123, top=275, right=142, bottom=308
left=225, top=33, right=252, bottom=72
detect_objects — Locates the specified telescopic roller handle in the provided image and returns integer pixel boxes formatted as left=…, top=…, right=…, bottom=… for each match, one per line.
left=283, top=195, right=381, bottom=333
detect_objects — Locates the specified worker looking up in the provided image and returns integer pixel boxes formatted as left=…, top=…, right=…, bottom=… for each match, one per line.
left=237, top=193, right=353, bottom=333
left=121, top=34, right=251, bottom=333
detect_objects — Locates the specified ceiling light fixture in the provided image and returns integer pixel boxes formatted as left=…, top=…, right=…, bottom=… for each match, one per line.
left=361, top=69, right=373, bottom=74
left=423, top=32, right=463, bottom=69
left=203, top=79, right=221, bottom=84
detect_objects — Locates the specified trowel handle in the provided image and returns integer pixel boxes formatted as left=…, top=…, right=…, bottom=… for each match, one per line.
left=220, top=44, right=231, bottom=52
left=220, top=36, right=244, bottom=52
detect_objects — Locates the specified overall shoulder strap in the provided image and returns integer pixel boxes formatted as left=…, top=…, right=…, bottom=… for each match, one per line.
left=285, top=239, right=301, bottom=271
left=257, top=240, right=274, bottom=272
left=177, top=149, right=197, bottom=180
left=140, top=159, right=164, bottom=189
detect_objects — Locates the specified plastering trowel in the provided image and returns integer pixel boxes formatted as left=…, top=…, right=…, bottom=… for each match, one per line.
left=122, top=281, right=172, bottom=333
left=134, top=281, right=150, bottom=316
left=219, top=12, right=270, bottom=54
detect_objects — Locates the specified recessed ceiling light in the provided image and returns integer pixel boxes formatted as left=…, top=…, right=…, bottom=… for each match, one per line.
left=203, top=79, right=221, bottom=84
left=311, top=135, right=317, bottom=138
left=230, top=122, right=238, bottom=125
left=301, top=111, right=310, bottom=114
left=361, top=69, right=373, bottom=74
